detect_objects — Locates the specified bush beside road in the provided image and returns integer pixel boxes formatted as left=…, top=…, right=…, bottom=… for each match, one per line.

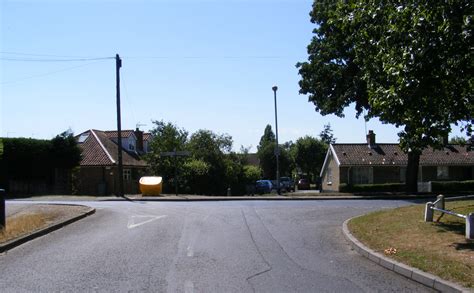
left=348, top=200, right=474, bottom=288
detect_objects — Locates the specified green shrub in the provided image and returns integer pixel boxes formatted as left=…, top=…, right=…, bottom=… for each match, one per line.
left=431, top=180, right=474, bottom=192
left=340, top=183, right=406, bottom=193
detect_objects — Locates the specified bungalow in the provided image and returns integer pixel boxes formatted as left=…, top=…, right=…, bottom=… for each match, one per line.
left=320, top=131, right=474, bottom=192
left=75, top=128, right=153, bottom=195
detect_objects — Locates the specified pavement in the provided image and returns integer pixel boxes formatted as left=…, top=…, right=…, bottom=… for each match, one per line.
left=0, top=192, right=467, bottom=292
left=1, top=203, right=95, bottom=253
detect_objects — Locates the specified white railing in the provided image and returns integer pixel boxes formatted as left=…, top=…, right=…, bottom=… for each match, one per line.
left=424, top=194, right=474, bottom=239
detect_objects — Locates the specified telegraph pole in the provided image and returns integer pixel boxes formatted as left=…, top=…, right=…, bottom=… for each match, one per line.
left=116, top=54, right=124, bottom=198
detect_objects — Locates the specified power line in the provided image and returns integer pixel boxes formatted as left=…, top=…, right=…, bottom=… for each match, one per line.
left=122, top=55, right=289, bottom=60
left=0, top=56, right=114, bottom=62
left=1, top=59, right=109, bottom=85
left=120, top=69, right=137, bottom=127
left=0, top=51, right=107, bottom=58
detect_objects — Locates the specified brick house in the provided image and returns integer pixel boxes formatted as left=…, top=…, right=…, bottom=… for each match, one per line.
left=75, top=128, right=152, bottom=195
left=320, top=131, right=474, bottom=192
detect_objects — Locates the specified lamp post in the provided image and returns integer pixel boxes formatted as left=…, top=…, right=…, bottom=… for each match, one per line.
left=272, top=86, right=280, bottom=195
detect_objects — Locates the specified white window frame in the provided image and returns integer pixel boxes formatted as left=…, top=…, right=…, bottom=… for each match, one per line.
left=437, top=166, right=449, bottom=180
left=123, top=169, right=132, bottom=181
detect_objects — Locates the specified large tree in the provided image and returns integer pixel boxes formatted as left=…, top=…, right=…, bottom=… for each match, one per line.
left=293, top=136, right=327, bottom=181
left=319, top=123, right=336, bottom=145
left=187, top=129, right=234, bottom=195
left=146, top=120, right=189, bottom=192
left=257, top=125, right=292, bottom=179
left=297, top=1, right=473, bottom=192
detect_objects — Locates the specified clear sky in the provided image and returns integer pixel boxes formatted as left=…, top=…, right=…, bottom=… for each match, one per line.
left=0, top=0, right=466, bottom=151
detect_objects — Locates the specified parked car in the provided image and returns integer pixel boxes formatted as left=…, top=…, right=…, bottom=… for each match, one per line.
left=271, top=180, right=283, bottom=191
left=255, top=180, right=273, bottom=194
left=280, top=177, right=295, bottom=192
left=297, top=178, right=310, bottom=190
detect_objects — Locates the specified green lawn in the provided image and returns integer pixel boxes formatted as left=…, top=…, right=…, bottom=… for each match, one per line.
left=348, top=200, right=474, bottom=288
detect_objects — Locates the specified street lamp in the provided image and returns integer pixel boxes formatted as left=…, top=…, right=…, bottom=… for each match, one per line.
left=272, top=86, right=280, bottom=195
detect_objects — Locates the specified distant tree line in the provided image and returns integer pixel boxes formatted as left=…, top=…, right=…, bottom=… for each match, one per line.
left=146, top=120, right=335, bottom=195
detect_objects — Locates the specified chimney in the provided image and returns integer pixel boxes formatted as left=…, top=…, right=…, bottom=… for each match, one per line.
left=134, top=127, right=144, bottom=153
left=366, top=130, right=376, bottom=148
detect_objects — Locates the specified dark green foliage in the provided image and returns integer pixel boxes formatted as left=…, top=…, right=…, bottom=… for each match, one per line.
left=340, top=183, right=406, bottom=193
left=182, top=159, right=210, bottom=195
left=257, top=125, right=293, bottom=179
left=146, top=121, right=261, bottom=195
left=449, top=136, right=468, bottom=146
left=243, top=165, right=262, bottom=184
left=187, top=129, right=233, bottom=195
left=297, top=1, right=473, bottom=192
left=431, top=180, right=474, bottom=193
left=0, top=133, right=81, bottom=191
left=146, top=120, right=189, bottom=193
left=293, top=136, right=327, bottom=182
left=319, top=123, right=336, bottom=145
left=51, top=132, right=82, bottom=169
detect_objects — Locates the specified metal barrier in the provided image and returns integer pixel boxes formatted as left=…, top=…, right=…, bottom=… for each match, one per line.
left=0, top=189, right=5, bottom=230
left=425, top=194, right=474, bottom=239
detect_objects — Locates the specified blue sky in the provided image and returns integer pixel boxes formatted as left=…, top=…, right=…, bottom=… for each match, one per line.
left=0, top=0, right=465, bottom=151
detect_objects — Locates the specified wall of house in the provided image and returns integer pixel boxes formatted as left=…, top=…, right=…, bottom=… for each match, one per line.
left=77, top=166, right=144, bottom=195
left=321, top=153, right=340, bottom=192
left=340, top=167, right=349, bottom=184
left=373, top=166, right=402, bottom=184
left=77, top=167, right=112, bottom=195
left=419, top=166, right=473, bottom=182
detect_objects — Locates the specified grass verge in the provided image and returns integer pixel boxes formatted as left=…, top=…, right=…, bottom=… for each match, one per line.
left=348, top=200, right=474, bottom=288
left=0, top=212, right=58, bottom=244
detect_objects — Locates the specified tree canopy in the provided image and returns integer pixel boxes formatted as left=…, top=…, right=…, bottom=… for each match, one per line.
left=146, top=120, right=189, bottom=193
left=256, top=125, right=292, bottom=179
left=297, top=1, right=473, bottom=191
left=319, top=123, right=336, bottom=145
left=293, top=136, right=327, bottom=181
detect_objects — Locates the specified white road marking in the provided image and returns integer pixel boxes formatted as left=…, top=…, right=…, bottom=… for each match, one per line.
left=184, top=280, right=194, bottom=293
left=187, top=245, right=194, bottom=257
left=127, top=215, right=167, bottom=229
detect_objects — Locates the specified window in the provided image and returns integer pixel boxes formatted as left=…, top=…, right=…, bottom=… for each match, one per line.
left=352, top=167, right=372, bottom=184
left=437, top=166, right=449, bottom=180
left=78, top=133, right=89, bottom=143
left=129, top=144, right=135, bottom=151
left=400, top=167, right=406, bottom=183
left=123, top=169, right=131, bottom=180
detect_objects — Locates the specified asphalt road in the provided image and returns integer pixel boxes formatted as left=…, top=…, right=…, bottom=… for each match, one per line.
left=0, top=199, right=435, bottom=292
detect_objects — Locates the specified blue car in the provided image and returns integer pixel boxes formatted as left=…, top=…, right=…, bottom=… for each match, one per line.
left=255, top=180, right=272, bottom=194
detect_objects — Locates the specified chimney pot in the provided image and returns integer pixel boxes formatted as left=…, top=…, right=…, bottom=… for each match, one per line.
left=134, top=128, right=144, bottom=153
left=367, top=130, right=376, bottom=148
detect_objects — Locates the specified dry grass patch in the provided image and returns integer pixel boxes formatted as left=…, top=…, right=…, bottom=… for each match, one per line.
left=0, top=212, right=59, bottom=243
left=348, top=200, right=474, bottom=288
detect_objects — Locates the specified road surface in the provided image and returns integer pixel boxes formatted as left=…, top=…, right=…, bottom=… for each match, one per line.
left=0, top=199, right=434, bottom=292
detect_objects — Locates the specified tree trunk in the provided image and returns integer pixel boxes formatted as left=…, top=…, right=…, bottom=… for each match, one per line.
left=405, top=151, right=420, bottom=194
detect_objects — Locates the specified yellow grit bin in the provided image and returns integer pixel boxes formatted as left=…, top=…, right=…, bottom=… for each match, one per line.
left=139, top=176, right=163, bottom=196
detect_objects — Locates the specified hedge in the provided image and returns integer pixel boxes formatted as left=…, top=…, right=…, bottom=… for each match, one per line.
left=340, top=181, right=474, bottom=193
left=339, top=183, right=406, bottom=193
left=431, top=180, right=474, bottom=193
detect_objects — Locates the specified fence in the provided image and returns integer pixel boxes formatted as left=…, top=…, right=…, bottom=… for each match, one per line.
left=424, top=194, right=474, bottom=239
